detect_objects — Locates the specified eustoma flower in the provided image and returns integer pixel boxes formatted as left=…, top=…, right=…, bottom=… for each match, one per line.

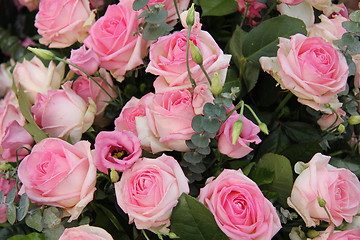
left=115, top=154, right=189, bottom=231
left=199, top=169, right=282, bottom=240
left=18, top=138, right=97, bottom=221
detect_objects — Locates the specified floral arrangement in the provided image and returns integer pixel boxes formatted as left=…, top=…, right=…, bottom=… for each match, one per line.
left=0, top=0, right=360, bottom=239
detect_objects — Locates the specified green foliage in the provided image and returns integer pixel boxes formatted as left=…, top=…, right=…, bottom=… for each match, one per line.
left=25, top=210, right=43, bottom=232
left=170, top=193, right=229, bottom=240
left=8, top=232, right=45, bottom=240
left=0, top=27, right=29, bottom=61
left=17, top=194, right=30, bottom=222
left=133, top=0, right=149, bottom=11
left=0, top=224, right=34, bottom=240
left=199, top=0, right=238, bottom=16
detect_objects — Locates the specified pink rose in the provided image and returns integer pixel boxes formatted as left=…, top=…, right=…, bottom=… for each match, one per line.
left=260, top=34, right=348, bottom=113
left=94, top=130, right=142, bottom=173
left=18, top=138, right=97, bottom=221
left=192, top=83, right=214, bottom=115
left=308, top=14, right=348, bottom=44
left=235, top=0, right=266, bottom=26
left=180, top=10, right=202, bottom=31
left=114, top=97, right=146, bottom=134
left=115, top=154, right=189, bottom=230
left=287, top=153, right=360, bottom=227
left=143, top=90, right=196, bottom=152
left=13, top=56, right=65, bottom=104
left=59, top=225, right=113, bottom=240
left=198, top=169, right=282, bottom=240
left=83, top=0, right=148, bottom=82
left=68, top=45, right=100, bottom=76
left=317, top=108, right=346, bottom=130
left=217, top=114, right=261, bottom=159
left=0, top=176, right=17, bottom=223
left=17, top=0, right=39, bottom=11
left=328, top=229, right=360, bottom=240
left=31, top=83, right=96, bottom=143
left=147, top=0, right=190, bottom=25
left=146, top=15, right=230, bottom=93
left=278, top=0, right=304, bottom=5
left=71, top=69, right=118, bottom=127
left=35, top=0, right=94, bottom=48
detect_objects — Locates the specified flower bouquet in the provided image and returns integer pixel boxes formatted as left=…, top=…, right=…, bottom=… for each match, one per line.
left=0, top=0, right=360, bottom=239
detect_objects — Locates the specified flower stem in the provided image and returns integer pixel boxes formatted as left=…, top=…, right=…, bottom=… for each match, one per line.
left=186, top=27, right=196, bottom=88
left=239, top=2, right=251, bottom=29
left=199, top=64, right=212, bottom=85
left=274, top=92, right=292, bottom=117
left=173, top=0, right=181, bottom=20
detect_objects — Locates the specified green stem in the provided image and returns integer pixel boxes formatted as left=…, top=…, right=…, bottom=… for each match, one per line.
left=324, top=105, right=340, bottom=132
left=186, top=27, right=196, bottom=88
left=239, top=2, right=251, bottom=29
left=96, top=72, right=122, bottom=100
left=199, top=64, right=212, bottom=85
left=244, top=104, right=261, bottom=125
left=262, top=0, right=278, bottom=20
left=173, top=0, right=181, bottom=20
left=54, top=56, right=116, bottom=102
left=274, top=92, right=292, bottom=117
left=142, top=230, right=150, bottom=240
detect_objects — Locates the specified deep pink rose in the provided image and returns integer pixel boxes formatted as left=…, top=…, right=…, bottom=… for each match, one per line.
left=287, top=153, right=360, bottom=227
left=114, top=97, right=146, bottom=134
left=217, top=114, right=261, bottom=159
left=94, top=130, right=142, bottom=173
left=146, top=16, right=230, bottom=93
left=192, top=83, right=214, bottom=115
left=71, top=69, right=118, bottom=127
left=35, top=0, right=94, bottom=48
left=199, top=169, right=282, bottom=240
left=18, top=138, right=97, bottom=221
left=260, top=34, right=348, bottom=113
left=0, top=176, right=17, bottom=223
left=317, top=108, right=346, bottom=130
left=83, top=0, right=148, bottom=82
left=328, top=229, right=360, bottom=240
left=31, top=83, right=96, bottom=143
left=115, top=154, right=189, bottom=230
left=142, top=90, right=196, bottom=152
left=68, top=45, right=100, bottom=76
left=59, top=225, right=113, bottom=240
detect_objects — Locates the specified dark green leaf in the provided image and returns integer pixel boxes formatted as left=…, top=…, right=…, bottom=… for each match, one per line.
left=188, top=163, right=206, bottom=174
left=330, top=156, right=360, bottom=177
left=242, top=61, right=259, bottom=92
left=170, top=193, right=228, bottom=240
left=214, top=104, right=226, bottom=120
left=145, top=8, right=168, bottom=24
left=43, top=225, right=65, bottom=240
left=133, top=0, right=149, bottom=11
left=185, top=140, right=197, bottom=149
left=196, top=146, right=211, bottom=155
left=202, top=116, right=220, bottom=133
left=0, top=223, right=33, bottom=239
left=142, top=22, right=173, bottom=40
left=257, top=127, right=290, bottom=157
left=184, top=151, right=204, bottom=164
left=281, top=142, right=322, bottom=164
left=8, top=232, right=45, bottom=240
left=262, top=190, right=278, bottom=204
left=191, top=133, right=210, bottom=148
left=17, top=194, right=30, bottom=222
left=257, top=153, right=293, bottom=207
left=199, top=0, right=238, bottom=16
left=192, top=115, right=204, bottom=133
left=203, top=103, right=216, bottom=117
left=7, top=202, right=16, bottom=225
left=249, top=168, right=274, bottom=186
left=25, top=210, right=43, bottom=232
left=282, top=122, right=321, bottom=143
left=5, top=187, right=16, bottom=205
left=230, top=26, right=247, bottom=66
left=242, top=162, right=255, bottom=176
left=242, top=15, right=307, bottom=66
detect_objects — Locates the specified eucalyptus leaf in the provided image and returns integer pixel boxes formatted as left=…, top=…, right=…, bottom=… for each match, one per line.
left=145, top=8, right=168, bottom=24
left=202, top=116, right=220, bottom=134
left=192, top=115, right=204, bottom=133
left=342, top=21, right=360, bottom=33
left=5, top=187, right=16, bottom=205
left=170, top=193, right=228, bottom=240
left=17, top=194, right=30, bottom=222
left=188, top=163, right=206, bottom=174
left=242, top=15, right=307, bottom=66
left=43, top=225, right=65, bottom=240
left=25, top=210, right=43, bottom=232
left=191, top=133, right=210, bottom=148
left=199, top=0, right=238, bottom=16
left=42, top=207, right=62, bottom=229
left=0, top=190, right=4, bottom=208
left=350, top=10, right=360, bottom=23
left=196, top=146, right=211, bottom=155
left=214, top=104, right=227, bottom=120
left=133, top=0, right=149, bottom=11
left=185, top=140, right=197, bottom=149
left=184, top=151, right=204, bottom=164
left=142, top=22, right=173, bottom=40
left=8, top=232, right=45, bottom=240
left=203, top=103, right=216, bottom=117
left=7, top=202, right=16, bottom=225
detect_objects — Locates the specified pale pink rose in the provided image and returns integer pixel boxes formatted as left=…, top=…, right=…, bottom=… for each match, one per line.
left=0, top=176, right=17, bottom=223
left=328, top=229, right=360, bottom=240
left=146, top=18, right=230, bottom=93
left=308, top=14, right=348, bottom=44
left=94, top=130, right=141, bottom=173
left=114, top=97, right=146, bottom=134
left=287, top=153, right=360, bottom=227
left=235, top=0, right=266, bottom=26
left=35, top=0, right=94, bottom=48
left=143, top=90, right=196, bottom=152
left=83, top=0, right=148, bottom=82
left=180, top=10, right=202, bottom=31
left=71, top=69, right=118, bottom=127
left=278, top=0, right=304, bottom=5
left=31, top=83, right=96, bottom=143
left=68, top=45, right=100, bottom=76
left=192, top=83, right=214, bottom=115
left=115, top=154, right=189, bottom=230
left=277, top=1, right=315, bottom=30
left=304, top=0, right=332, bottom=11
left=17, top=0, right=39, bottom=11
left=13, top=56, right=65, bottom=104
left=0, top=62, right=13, bottom=98
left=18, top=138, right=97, bottom=221
left=199, top=169, right=282, bottom=240
left=260, top=34, right=348, bottom=113
left=59, top=225, right=113, bottom=240
left=217, top=114, right=261, bottom=159
left=147, top=0, right=190, bottom=25
left=317, top=108, right=346, bottom=130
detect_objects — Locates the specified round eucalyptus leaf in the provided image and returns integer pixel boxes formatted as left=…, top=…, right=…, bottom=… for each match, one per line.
left=215, top=104, right=226, bottom=120
left=5, top=187, right=16, bottom=205
left=188, top=163, right=206, bottom=174
left=203, top=103, right=216, bottom=117
left=184, top=151, right=204, bottom=164
left=191, top=115, right=204, bottom=133
left=17, top=193, right=30, bottom=222
left=145, top=8, right=168, bottom=24
left=191, top=133, right=210, bottom=148
left=196, top=146, right=211, bottom=155
left=202, top=116, right=221, bottom=133
left=6, top=202, right=16, bottom=225
left=133, top=0, right=149, bottom=11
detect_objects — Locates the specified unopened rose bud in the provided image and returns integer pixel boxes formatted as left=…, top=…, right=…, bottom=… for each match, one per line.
left=232, top=120, right=243, bottom=145
left=259, top=122, right=269, bottom=135
left=190, top=42, right=203, bottom=65
left=338, top=124, right=345, bottom=133
left=110, top=168, right=119, bottom=183
left=317, top=196, right=326, bottom=208
left=27, top=47, right=54, bottom=60
left=211, top=72, right=223, bottom=96
left=186, top=3, right=195, bottom=27
left=349, top=115, right=360, bottom=125
left=307, top=229, right=319, bottom=238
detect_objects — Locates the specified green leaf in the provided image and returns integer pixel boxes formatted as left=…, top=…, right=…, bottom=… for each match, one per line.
left=142, top=22, right=173, bottom=40
left=5, top=187, right=16, bottom=205
left=257, top=126, right=290, bottom=157
left=17, top=194, right=30, bottom=222
left=133, top=0, right=149, bottom=11
left=202, top=116, right=220, bottom=134
left=282, top=122, right=321, bottom=143
left=170, top=193, right=228, bottom=240
left=242, top=162, right=255, bottom=176
left=0, top=190, right=4, bottom=208
left=281, top=142, right=322, bottom=164
left=43, top=225, right=65, bottom=240
left=145, top=7, right=168, bottom=24
left=184, top=151, right=204, bottom=164
left=203, top=103, right=216, bottom=117
left=192, top=115, right=204, bottom=133
left=8, top=232, right=45, bottom=240
left=330, top=156, right=360, bottom=177
left=242, top=15, right=307, bottom=66
left=42, top=207, right=62, bottom=229
left=0, top=223, right=33, bottom=239
left=342, top=21, right=360, bottom=33
left=188, top=162, right=206, bottom=173
left=350, top=10, right=360, bottom=23
left=7, top=202, right=16, bottom=225
left=12, top=83, right=48, bottom=143
left=191, top=133, right=210, bottom=148
left=199, top=0, right=238, bottom=16
left=25, top=210, right=43, bottom=232
left=242, top=60, right=259, bottom=92
left=230, top=26, right=247, bottom=64
left=257, top=153, right=293, bottom=207
left=249, top=168, right=274, bottom=186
